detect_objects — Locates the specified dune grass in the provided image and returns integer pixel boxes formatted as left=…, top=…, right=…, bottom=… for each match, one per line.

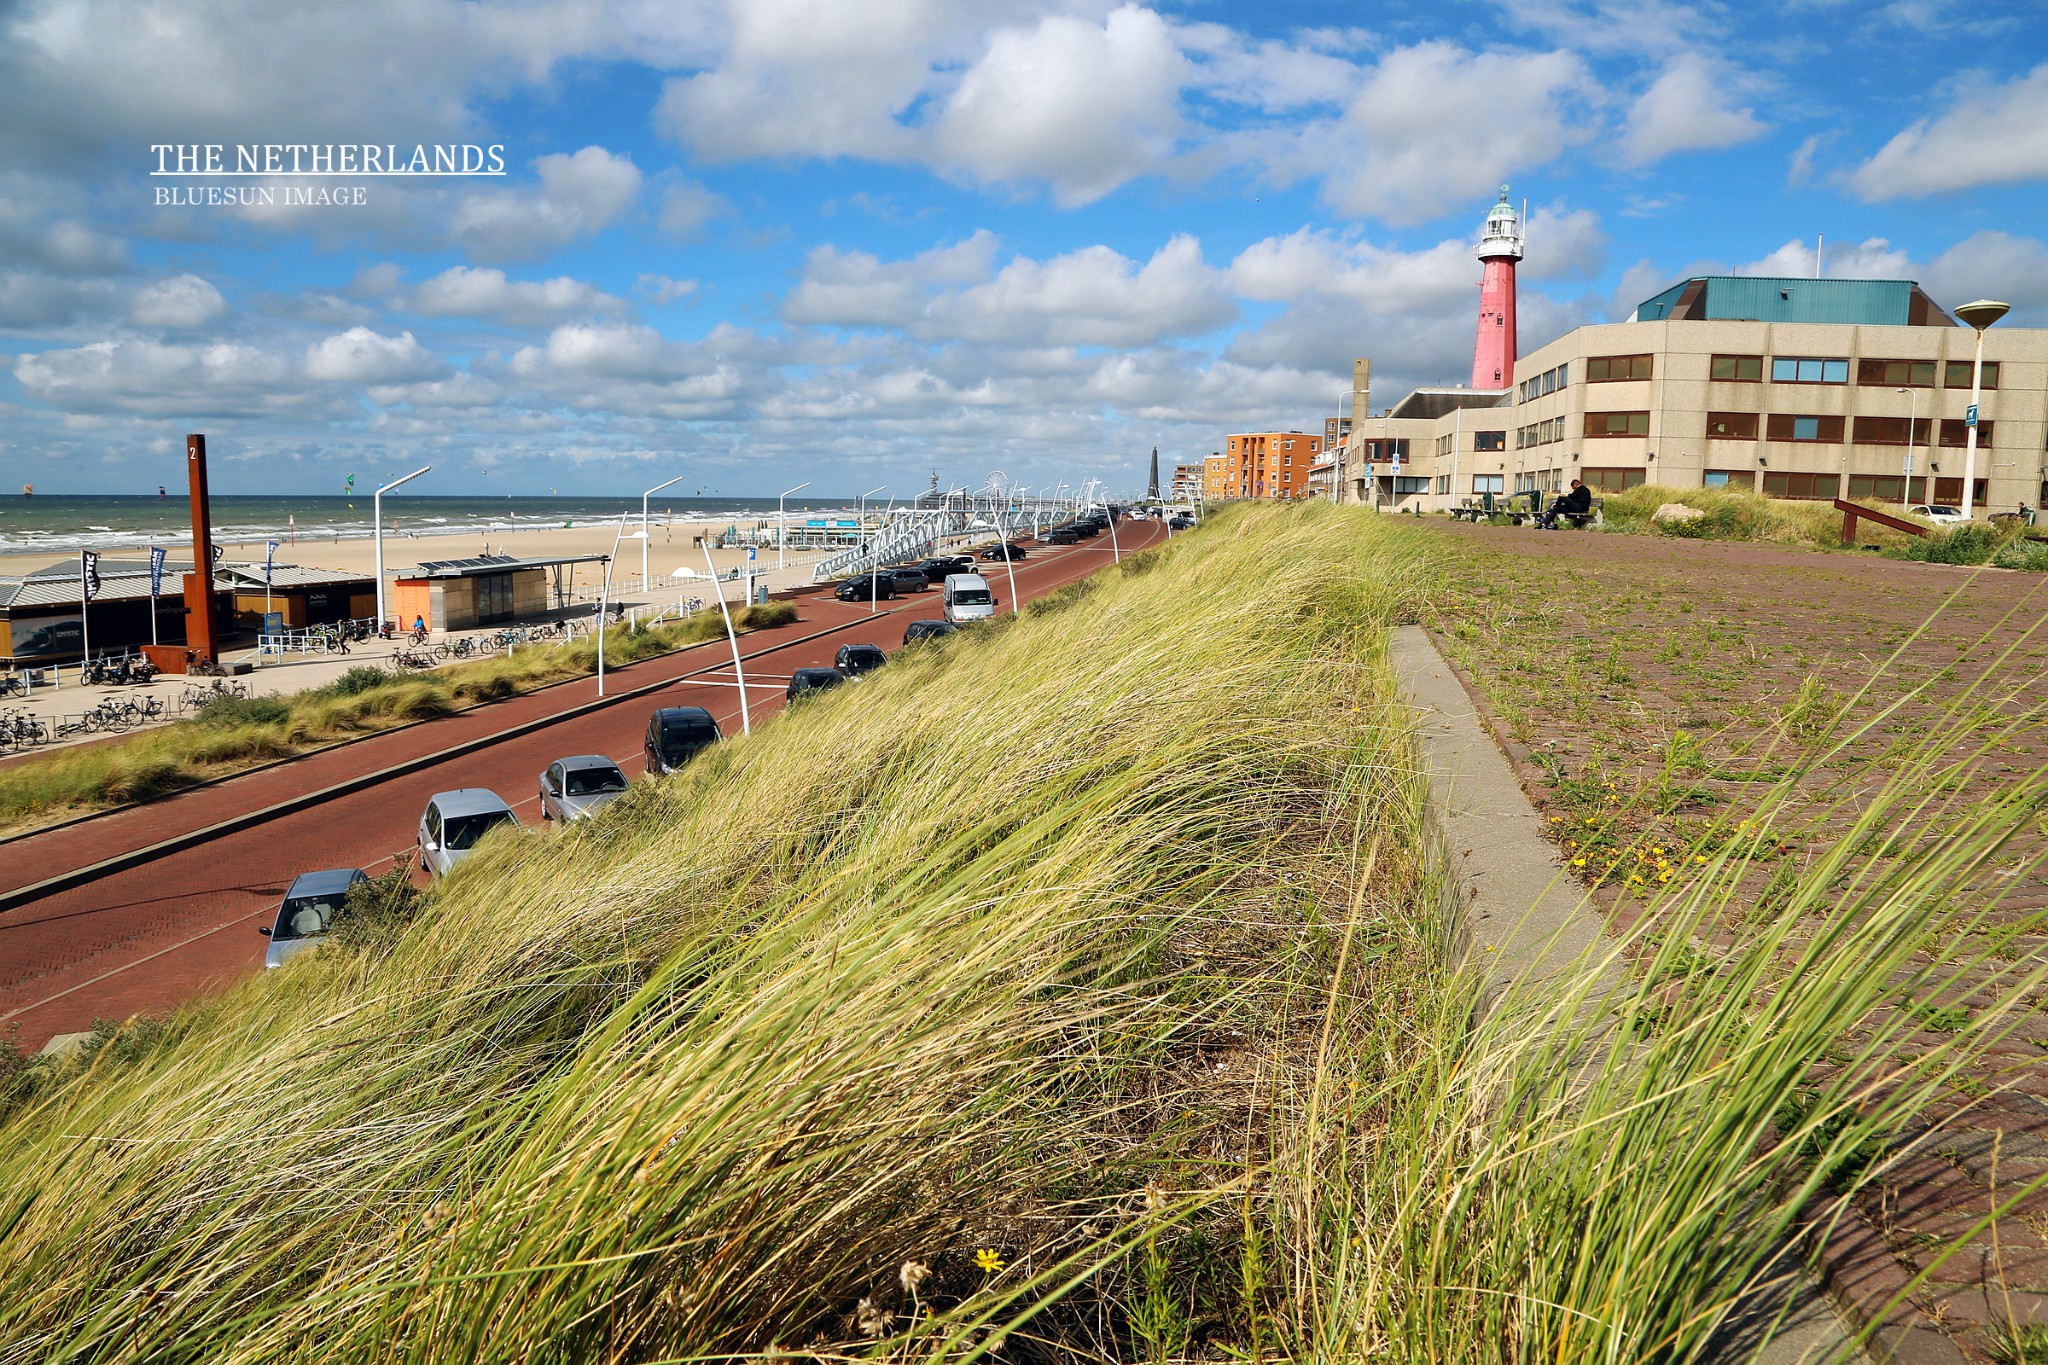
left=0, top=503, right=2042, bottom=1361
left=1596, top=483, right=1925, bottom=551
left=0, top=613, right=739, bottom=835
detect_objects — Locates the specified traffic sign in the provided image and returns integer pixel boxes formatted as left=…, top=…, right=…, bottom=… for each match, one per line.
left=747, top=545, right=757, bottom=560
left=1966, top=404, right=1979, bottom=427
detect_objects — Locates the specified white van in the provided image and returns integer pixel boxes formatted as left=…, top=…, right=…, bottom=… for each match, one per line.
left=942, top=572, right=997, bottom=624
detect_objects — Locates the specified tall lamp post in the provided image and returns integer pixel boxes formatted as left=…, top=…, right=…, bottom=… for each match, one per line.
left=1954, top=299, right=2009, bottom=520
left=858, top=483, right=885, bottom=612
left=777, top=479, right=812, bottom=572
left=596, top=514, right=644, bottom=697
left=1898, top=387, right=1919, bottom=507
left=374, top=465, right=432, bottom=634
left=642, top=475, right=685, bottom=593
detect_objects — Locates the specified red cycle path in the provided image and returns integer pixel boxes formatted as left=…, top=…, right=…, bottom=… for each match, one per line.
left=0, top=529, right=1159, bottom=1052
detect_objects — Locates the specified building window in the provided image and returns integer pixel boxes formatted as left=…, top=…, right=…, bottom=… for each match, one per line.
left=1857, top=359, right=1936, bottom=387
left=1581, top=466, right=1646, bottom=492
left=1516, top=361, right=1568, bottom=403
left=1586, top=354, right=1654, bottom=382
left=1932, top=477, right=1990, bottom=504
left=1765, top=414, right=1845, bottom=443
left=1847, top=474, right=1910, bottom=500
left=1436, top=433, right=1456, bottom=457
left=1938, top=419, right=1994, bottom=447
left=1473, top=431, right=1506, bottom=452
left=1850, top=416, right=1937, bottom=446
left=1710, top=354, right=1764, bottom=382
left=1703, top=469, right=1756, bottom=490
left=1435, top=475, right=1451, bottom=494
left=1761, top=471, right=1840, bottom=499
left=1392, top=476, right=1430, bottom=494
left=1472, top=474, right=1504, bottom=494
left=1705, top=412, right=1759, bottom=440
left=1770, top=357, right=1849, bottom=384
left=1944, top=361, right=2000, bottom=390
left=1585, top=411, right=1650, bottom=437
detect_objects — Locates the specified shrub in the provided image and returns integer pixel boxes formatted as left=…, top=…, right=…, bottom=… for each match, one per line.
left=1887, top=523, right=2002, bottom=565
left=1992, top=539, right=2048, bottom=572
left=192, top=692, right=292, bottom=728
left=735, top=600, right=798, bottom=629
left=318, top=665, right=400, bottom=698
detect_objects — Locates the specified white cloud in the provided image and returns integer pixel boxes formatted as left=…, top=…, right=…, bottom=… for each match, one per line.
left=783, top=231, right=999, bottom=329
left=449, top=147, right=642, bottom=261
left=1922, top=231, right=2048, bottom=310
left=411, top=266, right=624, bottom=325
left=0, top=272, right=122, bottom=330
left=657, top=178, right=730, bottom=238
left=304, top=327, right=448, bottom=384
left=924, top=235, right=1233, bottom=345
left=1851, top=63, right=2048, bottom=198
left=637, top=274, right=700, bottom=305
left=129, top=274, right=227, bottom=329
left=1308, top=42, right=1595, bottom=226
left=1620, top=55, right=1766, bottom=166
left=1739, top=235, right=1912, bottom=280
left=929, top=6, right=1186, bottom=206
left=14, top=339, right=300, bottom=415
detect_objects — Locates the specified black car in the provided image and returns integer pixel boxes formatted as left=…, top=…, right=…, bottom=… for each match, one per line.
left=903, top=620, right=960, bottom=646
left=833, top=574, right=897, bottom=602
left=886, top=567, right=928, bottom=594
left=835, top=643, right=887, bottom=677
left=786, top=666, right=847, bottom=701
left=1044, top=527, right=1080, bottom=545
left=1074, top=519, right=1104, bottom=536
left=1168, top=515, right=1195, bottom=529
left=644, top=706, right=723, bottom=776
left=981, top=543, right=1027, bottom=561
left=916, top=557, right=968, bottom=582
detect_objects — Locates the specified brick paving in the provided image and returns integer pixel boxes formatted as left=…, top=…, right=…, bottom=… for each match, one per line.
left=0, top=531, right=1154, bottom=1053
left=1419, top=520, right=2048, bottom=1363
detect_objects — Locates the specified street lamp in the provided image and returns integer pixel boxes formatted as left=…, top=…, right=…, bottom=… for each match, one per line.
left=374, top=465, right=432, bottom=634
left=1954, top=299, right=2009, bottom=519
left=777, top=479, right=811, bottom=572
left=858, top=483, right=885, bottom=612
left=1898, top=387, right=1919, bottom=507
left=596, top=514, right=644, bottom=697
left=642, top=475, right=685, bottom=593
left=993, top=501, right=1020, bottom=618
left=700, top=545, right=750, bottom=736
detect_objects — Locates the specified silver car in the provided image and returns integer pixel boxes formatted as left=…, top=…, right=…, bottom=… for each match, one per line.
left=260, top=868, right=369, bottom=969
left=539, top=755, right=630, bottom=822
left=417, top=789, right=520, bottom=879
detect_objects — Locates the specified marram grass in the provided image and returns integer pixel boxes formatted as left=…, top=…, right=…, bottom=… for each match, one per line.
left=0, top=502, right=2042, bottom=1363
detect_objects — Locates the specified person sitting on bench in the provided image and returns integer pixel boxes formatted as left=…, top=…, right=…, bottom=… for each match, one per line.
left=1539, top=479, right=1592, bottom=529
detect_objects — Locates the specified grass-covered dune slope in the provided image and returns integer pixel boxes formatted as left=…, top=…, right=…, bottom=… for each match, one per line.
left=1, top=504, right=2042, bottom=1363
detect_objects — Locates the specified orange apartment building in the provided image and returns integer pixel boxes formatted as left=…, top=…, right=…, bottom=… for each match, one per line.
left=1220, top=430, right=1322, bottom=498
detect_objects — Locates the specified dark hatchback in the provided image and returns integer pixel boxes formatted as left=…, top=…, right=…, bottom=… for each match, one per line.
left=644, top=706, right=723, bottom=776
left=918, top=555, right=975, bottom=581
left=1044, top=527, right=1080, bottom=544
left=836, top=643, right=888, bottom=677
left=902, top=619, right=960, bottom=646
left=980, top=543, right=1028, bottom=561
left=833, top=575, right=897, bottom=602
left=886, top=567, right=928, bottom=594
left=786, top=666, right=847, bottom=701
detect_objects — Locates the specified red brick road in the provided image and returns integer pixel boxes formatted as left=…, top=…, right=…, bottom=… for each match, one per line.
left=0, top=529, right=1158, bottom=1051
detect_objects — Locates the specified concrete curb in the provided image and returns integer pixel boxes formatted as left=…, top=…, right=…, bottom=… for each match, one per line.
left=0, top=614, right=862, bottom=916
left=1389, top=624, right=1864, bottom=1365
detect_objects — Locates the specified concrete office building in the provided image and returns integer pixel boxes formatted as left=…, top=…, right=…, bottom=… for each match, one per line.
left=1331, top=194, right=2044, bottom=516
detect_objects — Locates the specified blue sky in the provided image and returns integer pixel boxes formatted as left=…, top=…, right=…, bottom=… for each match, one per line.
left=0, top=0, right=2044, bottom=497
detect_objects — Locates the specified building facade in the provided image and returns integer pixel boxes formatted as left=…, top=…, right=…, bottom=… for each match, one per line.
left=1337, top=276, right=2045, bottom=515
left=1220, top=430, right=1323, bottom=499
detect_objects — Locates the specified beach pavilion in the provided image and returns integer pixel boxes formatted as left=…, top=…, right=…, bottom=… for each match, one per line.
left=389, top=553, right=609, bottom=632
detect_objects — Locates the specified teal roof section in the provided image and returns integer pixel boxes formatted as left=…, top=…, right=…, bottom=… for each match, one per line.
left=1634, top=276, right=1949, bottom=326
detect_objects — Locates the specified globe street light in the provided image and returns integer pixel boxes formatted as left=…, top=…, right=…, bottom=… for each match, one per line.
left=1954, top=298, right=2009, bottom=520
left=374, top=465, right=432, bottom=635
left=777, top=480, right=811, bottom=572
left=642, top=475, right=685, bottom=592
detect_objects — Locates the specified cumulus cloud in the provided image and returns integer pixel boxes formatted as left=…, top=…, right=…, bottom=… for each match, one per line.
left=1620, top=55, right=1767, bottom=166
left=410, top=266, right=624, bottom=325
left=1851, top=63, right=2048, bottom=198
left=449, top=147, right=642, bottom=261
left=637, top=274, right=699, bottom=305
left=304, top=327, right=448, bottom=384
left=783, top=231, right=999, bottom=329
left=1308, top=42, right=1595, bottom=226
left=657, top=177, right=730, bottom=238
left=929, top=6, right=1186, bottom=206
left=1738, top=235, right=1913, bottom=280
left=129, top=274, right=227, bottom=329
left=0, top=272, right=123, bottom=330
left=14, top=339, right=300, bottom=416
left=1922, top=231, right=2048, bottom=310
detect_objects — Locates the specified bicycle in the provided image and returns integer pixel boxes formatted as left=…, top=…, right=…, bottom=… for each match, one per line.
left=392, top=649, right=437, bottom=671
left=0, top=675, right=24, bottom=699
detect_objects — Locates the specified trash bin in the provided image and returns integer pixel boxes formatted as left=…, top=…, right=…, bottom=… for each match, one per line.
left=1481, top=491, right=1495, bottom=513
left=755, top=584, right=770, bottom=606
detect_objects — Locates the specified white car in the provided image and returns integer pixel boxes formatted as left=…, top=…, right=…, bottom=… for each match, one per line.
left=1908, top=504, right=1969, bottom=525
left=417, top=789, right=520, bottom=878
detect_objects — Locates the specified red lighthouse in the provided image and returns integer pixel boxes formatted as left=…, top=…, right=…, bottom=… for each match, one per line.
left=1470, top=186, right=1522, bottom=391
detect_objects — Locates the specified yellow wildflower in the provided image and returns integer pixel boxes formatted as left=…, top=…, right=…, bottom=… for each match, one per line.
left=974, top=1248, right=1005, bottom=1274
left=1571, top=857, right=1586, bottom=867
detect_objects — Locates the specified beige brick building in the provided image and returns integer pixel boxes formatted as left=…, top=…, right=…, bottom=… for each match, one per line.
left=1336, top=277, right=2044, bottom=517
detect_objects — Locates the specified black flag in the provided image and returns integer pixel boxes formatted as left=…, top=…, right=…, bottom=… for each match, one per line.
left=80, top=550, right=102, bottom=602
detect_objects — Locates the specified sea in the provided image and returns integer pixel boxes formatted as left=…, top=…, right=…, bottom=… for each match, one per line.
left=0, top=494, right=874, bottom=559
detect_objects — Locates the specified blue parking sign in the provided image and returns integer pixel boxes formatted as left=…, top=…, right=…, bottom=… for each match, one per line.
left=1966, top=404, right=1979, bottom=427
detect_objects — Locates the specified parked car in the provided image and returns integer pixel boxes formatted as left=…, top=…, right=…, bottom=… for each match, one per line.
left=981, top=542, right=1027, bottom=561
left=786, top=666, right=847, bottom=701
left=644, top=706, right=722, bottom=776
left=833, top=574, right=897, bottom=602
left=887, top=566, right=929, bottom=594
left=1167, top=515, right=1195, bottom=529
left=1044, top=527, right=1080, bottom=545
left=260, top=867, right=370, bottom=969
left=917, top=556, right=972, bottom=582
left=417, top=789, right=520, bottom=879
left=538, top=754, right=630, bottom=822
left=1908, top=504, right=1969, bottom=525
left=903, top=619, right=959, bottom=646
left=836, top=643, right=888, bottom=677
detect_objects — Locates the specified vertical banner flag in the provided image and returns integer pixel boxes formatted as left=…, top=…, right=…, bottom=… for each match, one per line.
left=211, top=544, right=224, bottom=568
left=265, top=539, right=280, bottom=586
left=149, top=545, right=166, bottom=598
left=80, top=550, right=101, bottom=602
